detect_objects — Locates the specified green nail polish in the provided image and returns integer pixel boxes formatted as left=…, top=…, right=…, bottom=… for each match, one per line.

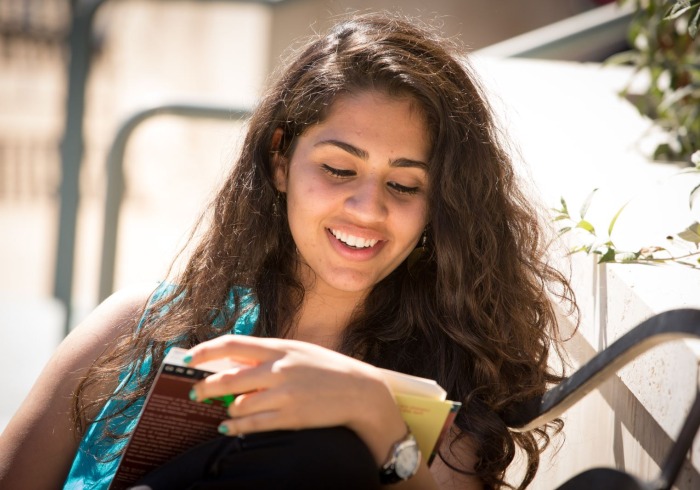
left=217, top=424, right=229, bottom=434
left=183, top=354, right=193, bottom=364
left=189, top=389, right=197, bottom=401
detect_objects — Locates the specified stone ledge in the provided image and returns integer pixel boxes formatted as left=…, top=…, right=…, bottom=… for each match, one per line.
left=473, top=55, right=700, bottom=487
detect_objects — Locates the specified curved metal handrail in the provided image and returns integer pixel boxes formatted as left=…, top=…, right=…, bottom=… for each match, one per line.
left=99, top=102, right=251, bottom=302
left=55, top=0, right=293, bottom=334
left=505, top=309, right=700, bottom=489
left=505, top=308, right=700, bottom=431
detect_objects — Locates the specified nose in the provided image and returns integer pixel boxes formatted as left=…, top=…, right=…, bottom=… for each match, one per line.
left=345, top=176, right=388, bottom=224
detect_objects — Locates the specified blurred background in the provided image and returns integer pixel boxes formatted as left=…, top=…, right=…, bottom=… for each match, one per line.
left=1, top=0, right=629, bottom=451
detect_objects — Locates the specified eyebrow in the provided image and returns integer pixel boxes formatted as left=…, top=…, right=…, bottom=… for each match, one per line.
left=314, top=139, right=428, bottom=170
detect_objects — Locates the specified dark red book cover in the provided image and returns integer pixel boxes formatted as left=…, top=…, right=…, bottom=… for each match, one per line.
left=109, top=349, right=235, bottom=489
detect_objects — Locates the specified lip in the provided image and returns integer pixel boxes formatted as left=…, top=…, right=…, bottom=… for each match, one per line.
left=325, top=228, right=386, bottom=260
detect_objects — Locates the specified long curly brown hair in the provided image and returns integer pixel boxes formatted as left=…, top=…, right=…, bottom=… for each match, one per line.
left=74, top=12, right=576, bottom=489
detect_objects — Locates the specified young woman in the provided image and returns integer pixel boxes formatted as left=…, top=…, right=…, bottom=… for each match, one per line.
left=0, top=13, right=575, bottom=490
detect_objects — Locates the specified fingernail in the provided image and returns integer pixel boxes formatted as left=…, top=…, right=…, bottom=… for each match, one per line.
left=183, top=354, right=193, bottom=364
left=189, top=389, right=198, bottom=401
left=217, top=424, right=229, bottom=434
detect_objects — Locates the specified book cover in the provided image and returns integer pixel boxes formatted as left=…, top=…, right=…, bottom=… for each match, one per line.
left=108, top=349, right=239, bottom=490
left=109, top=348, right=460, bottom=488
left=379, top=368, right=462, bottom=463
left=394, top=393, right=461, bottom=464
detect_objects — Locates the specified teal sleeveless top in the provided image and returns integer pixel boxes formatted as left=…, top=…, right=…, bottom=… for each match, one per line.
left=63, top=283, right=258, bottom=490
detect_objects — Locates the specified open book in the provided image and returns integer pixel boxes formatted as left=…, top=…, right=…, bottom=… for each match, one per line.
left=109, top=347, right=460, bottom=489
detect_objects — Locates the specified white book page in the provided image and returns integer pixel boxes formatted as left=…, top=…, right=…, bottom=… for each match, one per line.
left=164, top=346, right=247, bottom=373
left=378, top=368, right=447, bottom=400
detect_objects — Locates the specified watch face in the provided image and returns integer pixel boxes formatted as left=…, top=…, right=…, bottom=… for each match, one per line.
left=395, top=439, right=421, bottom=479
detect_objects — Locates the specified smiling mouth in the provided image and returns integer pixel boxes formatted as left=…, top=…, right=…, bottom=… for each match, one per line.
left=328, top=228, right=380, bottom=249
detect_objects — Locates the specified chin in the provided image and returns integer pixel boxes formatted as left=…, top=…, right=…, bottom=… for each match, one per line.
left=323, top=273, right=380, bottom=295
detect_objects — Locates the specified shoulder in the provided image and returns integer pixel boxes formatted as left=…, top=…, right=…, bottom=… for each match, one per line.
left=95, top=281, right=160, bottom=323
left=59, top=282, right=161, bottom=363
left=0, top=282, right=159, bottom=488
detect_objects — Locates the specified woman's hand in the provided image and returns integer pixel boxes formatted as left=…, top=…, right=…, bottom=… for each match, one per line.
left=185, top=335, right=408, bottom=465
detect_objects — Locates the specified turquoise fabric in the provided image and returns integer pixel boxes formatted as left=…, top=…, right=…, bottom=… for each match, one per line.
left=63, top=284, right=258, bottom=490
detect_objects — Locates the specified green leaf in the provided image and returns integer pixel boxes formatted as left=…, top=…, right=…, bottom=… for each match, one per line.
left=689, top=182, right=700, bottom=210
left=658, top=85, right=694, bottom=113
left=618, top=252, right=641, bottom=263
left=665, top=0, right=693, bottom=21
left=598, top=248, right=617, bottom=263
left=576, top=220, right=596, bottom=234
left=604, top=50, right=640, bottom=66
left=569, top=245, right=589, bottom=254
left=677, top=222, right=700, bottom=243
left=608, top=199, right=631, bottom=237
left=653, top=143, right=674, bottom=161
left=690, top=6, right=700, bottom=37
left=559, top=197, right=569, bottom=216
left=580, top=188, right=599, bottom=219
left=639, top=246, right=664, bottom=259
left=558, top=226, right=572, bottom=236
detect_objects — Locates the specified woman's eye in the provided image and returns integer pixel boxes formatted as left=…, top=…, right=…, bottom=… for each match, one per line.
left=321, top=164, right=355, bottom=178
left=388, top=182, right=420, bottom=195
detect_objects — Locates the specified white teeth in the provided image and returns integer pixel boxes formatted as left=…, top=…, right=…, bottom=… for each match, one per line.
left=330, top=229, right=379, bottom=248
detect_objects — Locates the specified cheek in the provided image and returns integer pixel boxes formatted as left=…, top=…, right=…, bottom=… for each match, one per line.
left=406, top=200, right=429, bottom=232
left=289, top=177, right=337, bottom=213
left=285, top=180, right=332, bottom=240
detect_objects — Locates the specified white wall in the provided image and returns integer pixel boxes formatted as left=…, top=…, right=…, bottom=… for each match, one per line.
left=474, top=56, right=700, bottom=489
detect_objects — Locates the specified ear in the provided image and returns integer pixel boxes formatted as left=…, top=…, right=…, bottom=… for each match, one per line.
left=270, top=128, right=288, bottom=192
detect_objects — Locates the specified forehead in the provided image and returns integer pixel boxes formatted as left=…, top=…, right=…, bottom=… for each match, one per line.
left=300, top=90, right=431, bottom=158
left=324, top=90, right=426, bottom=126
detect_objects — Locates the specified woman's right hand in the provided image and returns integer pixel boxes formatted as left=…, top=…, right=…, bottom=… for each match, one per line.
left=186, top=336, right=483, bottom=489
left=186, top=334, right=409, bottom=466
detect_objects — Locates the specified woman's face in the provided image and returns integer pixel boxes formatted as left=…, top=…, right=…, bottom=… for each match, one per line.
left=274, top=90, right=430, bottom=300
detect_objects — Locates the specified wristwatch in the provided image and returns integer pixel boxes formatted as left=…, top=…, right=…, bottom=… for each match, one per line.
left=379, top=427, right=421, bottom=484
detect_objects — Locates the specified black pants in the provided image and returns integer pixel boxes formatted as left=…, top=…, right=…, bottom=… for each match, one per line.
left=130, top=427, right=380, bottom=490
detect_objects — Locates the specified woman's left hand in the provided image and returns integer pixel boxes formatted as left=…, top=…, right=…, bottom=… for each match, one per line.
left=185, top=335, right=407, bottom=464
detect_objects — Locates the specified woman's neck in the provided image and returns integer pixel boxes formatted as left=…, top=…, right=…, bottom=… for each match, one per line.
left=291, top=285, right=365, bottom=351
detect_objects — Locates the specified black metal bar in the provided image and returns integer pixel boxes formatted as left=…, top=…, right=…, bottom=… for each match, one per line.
left=55, top=0, right=108, bottom=335
left=652, top=389, right=700, bottom=490
left=556, top=467, right=649, bottom=490
left=504, top=308, right=700, bottom=430
left=98, top=103, right=251, bottom=302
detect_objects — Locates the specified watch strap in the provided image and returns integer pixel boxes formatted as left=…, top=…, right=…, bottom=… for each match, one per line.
left=378, top=426, right=420, bottom=485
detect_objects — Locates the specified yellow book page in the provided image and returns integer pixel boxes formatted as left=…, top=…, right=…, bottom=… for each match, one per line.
left=394, top=392, right=454, bottom=459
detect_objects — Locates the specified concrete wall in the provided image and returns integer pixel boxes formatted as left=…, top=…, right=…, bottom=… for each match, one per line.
left=267, top=0, right=597, bottom=66
left=473, top=55, right=700, bottom=489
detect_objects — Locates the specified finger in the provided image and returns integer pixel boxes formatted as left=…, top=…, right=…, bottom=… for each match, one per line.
left=218, top=410, right=302, bottom=436
left=185, top=335, right=287, bottom=366
left=192, top=362, right=276, bottom=401
left=226, top=388, right=289, bottom=418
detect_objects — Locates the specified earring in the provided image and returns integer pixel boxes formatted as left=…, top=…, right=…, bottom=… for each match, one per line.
left=272, top=191, right=282, bottom=217
left=407, top=229, right=428, bottom=272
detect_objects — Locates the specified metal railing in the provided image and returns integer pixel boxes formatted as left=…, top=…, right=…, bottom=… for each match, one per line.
left=505, top=309, right=700, bottom=490
left=98, top=102, right=251, bottom=302
left=54, top=0, right=291, bottom=334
